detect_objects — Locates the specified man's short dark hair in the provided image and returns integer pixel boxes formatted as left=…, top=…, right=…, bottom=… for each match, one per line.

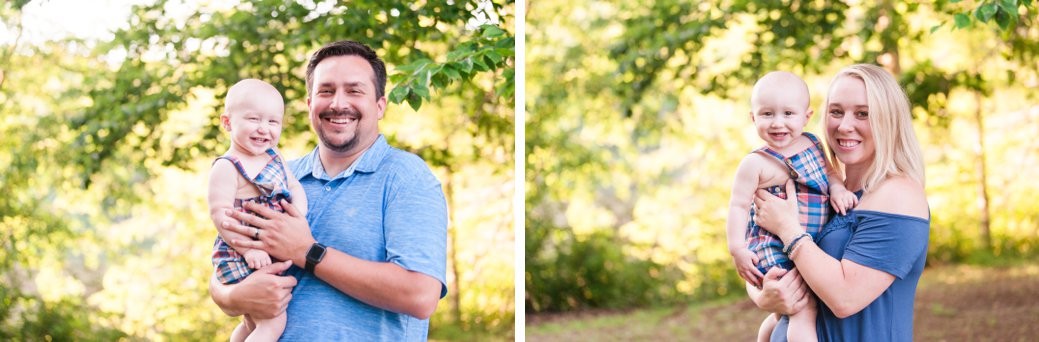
left=305, top=40, right=387, bottom=99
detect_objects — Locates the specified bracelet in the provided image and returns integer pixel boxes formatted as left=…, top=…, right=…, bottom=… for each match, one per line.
left=789, top=236, right=811, bottom=260
left=782, top=232, right=812, bottom=254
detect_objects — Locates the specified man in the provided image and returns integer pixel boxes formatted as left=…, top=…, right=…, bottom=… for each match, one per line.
left=209, top=40, right=448, bottom=341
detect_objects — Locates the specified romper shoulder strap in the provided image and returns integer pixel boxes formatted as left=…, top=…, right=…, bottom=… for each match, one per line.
left=753, top=147, right=799, bottom=180
left=214, top=154, right=253, bottom=181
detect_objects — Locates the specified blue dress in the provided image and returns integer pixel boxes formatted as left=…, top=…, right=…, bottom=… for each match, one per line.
left=772, top=194, right=930, bottom=341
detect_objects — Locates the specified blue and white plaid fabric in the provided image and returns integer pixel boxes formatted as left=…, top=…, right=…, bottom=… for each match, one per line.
left=211, top=148, right=292, bottom=284
left=746, top=132, right=831, bottom=274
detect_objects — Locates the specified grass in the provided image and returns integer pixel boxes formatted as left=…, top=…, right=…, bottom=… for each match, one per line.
left=527, top=261, right=1039, bottom=341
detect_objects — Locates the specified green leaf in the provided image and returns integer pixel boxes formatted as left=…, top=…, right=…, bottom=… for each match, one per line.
left=481, top=25, right=506, bottom=39
left=387, top=85, right=409, bottom=104
left=954, top=13, right=971, bottom=28
left=458, top=58, right=474, bottom=73
left=486, top=51, right=503, bottom=64
left=406, top=91, right=422, bottom=111
left=977, top=3, right=997, bottom=21
left=930, top=23, right=943, bottom=34
left=472, top=56, right=490, bottom=71
left=442, top=65, right=461, bottom=80
left=1002, top=0, right=1020, bottom=18
left=994, top=11, right=1011, bottom=30
left=431, top=72, right=449, bottom=89
left=413, top=81, right=431, bottom=100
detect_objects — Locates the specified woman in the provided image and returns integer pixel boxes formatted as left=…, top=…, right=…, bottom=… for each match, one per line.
left=749, top=64, right=930, bottom=341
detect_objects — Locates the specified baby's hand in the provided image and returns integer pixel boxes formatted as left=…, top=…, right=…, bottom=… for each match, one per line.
left=731, top=248, right=764, bottom=288
left=830, top=188, right=859, bottom=216
left=243, top=248, right=273, bottom=270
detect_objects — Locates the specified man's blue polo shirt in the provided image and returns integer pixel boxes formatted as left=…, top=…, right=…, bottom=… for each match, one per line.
left=279, top=135, right=448, bottom=341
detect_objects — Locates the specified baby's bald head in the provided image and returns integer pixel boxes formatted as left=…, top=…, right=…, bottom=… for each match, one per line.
left=750, top=71, right=810, bottom=112
left=225, top=79, right=284, bottom=118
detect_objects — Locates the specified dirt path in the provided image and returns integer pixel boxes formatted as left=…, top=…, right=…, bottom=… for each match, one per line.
left=526, top=263, right=1039, bottom=341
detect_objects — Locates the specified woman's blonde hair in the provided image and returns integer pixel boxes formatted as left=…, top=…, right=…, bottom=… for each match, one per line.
left=825, top=64, right=925, bottom=192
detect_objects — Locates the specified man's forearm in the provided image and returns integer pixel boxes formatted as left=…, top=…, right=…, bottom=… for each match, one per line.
left=312, top=249, right=441, bottom=319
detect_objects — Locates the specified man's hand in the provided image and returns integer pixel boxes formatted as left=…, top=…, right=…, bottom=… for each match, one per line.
left=732, top=248, right=764, bottom=288
left=210, top=260, right=297, bottom=319
left=224, top=199, right=315, bottom=267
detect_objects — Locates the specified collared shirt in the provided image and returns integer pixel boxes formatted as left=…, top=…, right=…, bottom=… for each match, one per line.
left=279, top=135, right=448, bottom=342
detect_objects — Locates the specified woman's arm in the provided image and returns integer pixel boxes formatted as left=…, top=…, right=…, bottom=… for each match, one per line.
left=774, top=238, right=894, bottom=318
left=753, top=177, right=927, bottom=318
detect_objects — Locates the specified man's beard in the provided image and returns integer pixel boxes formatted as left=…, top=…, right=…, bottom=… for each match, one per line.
left=317, top=107, right=361, bottom=153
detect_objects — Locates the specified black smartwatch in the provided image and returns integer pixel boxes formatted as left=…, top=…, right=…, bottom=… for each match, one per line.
left=305, top=242, right=327, bottom=273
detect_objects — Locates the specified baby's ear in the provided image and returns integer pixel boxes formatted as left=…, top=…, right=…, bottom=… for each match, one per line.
left=805, top=108, right=814, bottom=120
left=220, top=113, right=232, bottom=131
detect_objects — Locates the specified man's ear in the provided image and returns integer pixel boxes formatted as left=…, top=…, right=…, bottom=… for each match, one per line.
left=376, top=95, right=386, bottom=120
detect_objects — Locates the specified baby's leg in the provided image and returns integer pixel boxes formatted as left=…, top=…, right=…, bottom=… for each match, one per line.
left=756, top=313, right=779, bottom=342
left=786, top=296, right=818, bottom=342
left=244, top=311, right=287, bottom=342
left=230, top=315, right=255, bottom=342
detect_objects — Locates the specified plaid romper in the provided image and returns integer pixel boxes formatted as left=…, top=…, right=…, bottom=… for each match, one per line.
left=211, top=148, right=293, bottom=284
left=746, top=132, right=831, bottom=274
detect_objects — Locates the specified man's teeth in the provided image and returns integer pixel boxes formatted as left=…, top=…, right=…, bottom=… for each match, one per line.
left=329, top=117, right=356, bottom=124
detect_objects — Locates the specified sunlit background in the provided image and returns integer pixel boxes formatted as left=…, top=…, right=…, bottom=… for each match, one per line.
left=1, top=0, right=514, bottom=340
left=526, top=1, right=1039, bottom=339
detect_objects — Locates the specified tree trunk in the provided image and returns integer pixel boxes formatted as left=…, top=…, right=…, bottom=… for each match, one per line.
left=878, top=0, right=902, bottom=76
left=445, top=164, right=462, bottom=325
left=974, top=91, right=992, bottom=251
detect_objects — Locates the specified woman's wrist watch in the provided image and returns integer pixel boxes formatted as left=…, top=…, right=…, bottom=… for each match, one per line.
left=305, top=242, right=327, bottom=273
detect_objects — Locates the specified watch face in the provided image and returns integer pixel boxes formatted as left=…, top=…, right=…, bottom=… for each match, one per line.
left=306, top=243, right=326, bottom=272
left=307, top=243, right=326, bottom=261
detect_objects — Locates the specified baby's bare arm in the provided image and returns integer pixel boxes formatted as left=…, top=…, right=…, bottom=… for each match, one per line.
left=728, top=155, right=767, bottom=286
left=822, top=154, right=858, bottom=215
left=209, top=160, right=263, bottom=256
left=283, top=165, right=308, bottom=216
left=728, top=156, right=764, bottom=251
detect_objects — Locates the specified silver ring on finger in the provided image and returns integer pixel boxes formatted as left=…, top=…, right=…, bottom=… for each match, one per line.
left=253, top=227, right=260, bottom=240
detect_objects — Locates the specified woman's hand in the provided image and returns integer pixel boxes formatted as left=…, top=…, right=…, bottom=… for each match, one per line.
left=753, top=180, right=802, bottom=243
left=750, top=267, right=810, bottom=316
